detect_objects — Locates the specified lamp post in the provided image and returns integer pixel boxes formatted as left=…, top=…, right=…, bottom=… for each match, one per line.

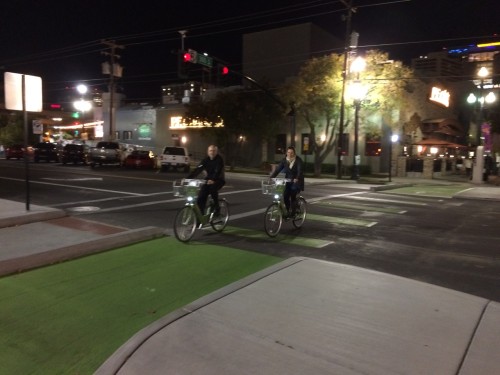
left=389, top=134, right=399, bottom=182
left=467, top=67, right=496, bottom=183
left=349, top=56, right=366, bottom=180
left=73, top=84, right=92, bottom=141
left=476, top=67, right=488, bottom=146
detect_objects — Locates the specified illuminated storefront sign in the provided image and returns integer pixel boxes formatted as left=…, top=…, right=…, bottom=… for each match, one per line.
left=429, top=87, right=450, bottom=107
left=170, top=116, right=224, bottom=129
left=137, top=123, right=152, bottom=140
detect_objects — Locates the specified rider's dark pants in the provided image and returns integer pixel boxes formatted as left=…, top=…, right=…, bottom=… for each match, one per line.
left=284, top=182, right=301, bottom=213
left=198, top=180, right=225, bottom=213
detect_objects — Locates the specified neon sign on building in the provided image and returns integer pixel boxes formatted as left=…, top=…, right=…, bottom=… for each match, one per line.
left=170, top=116, right=224, bottom=129
left=429, top=87, right=450, bottom=107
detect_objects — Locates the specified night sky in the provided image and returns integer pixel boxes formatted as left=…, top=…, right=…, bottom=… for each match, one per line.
left=1, top=0, right=499, bottom=105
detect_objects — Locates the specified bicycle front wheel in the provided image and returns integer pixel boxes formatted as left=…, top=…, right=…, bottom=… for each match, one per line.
left=264, top=203, right=282, bottom=237
left=173, top=206, right=197, bottom=242
left=211, top=199, right=229, bottom=232
left=292, top=197, right=307, bottom=229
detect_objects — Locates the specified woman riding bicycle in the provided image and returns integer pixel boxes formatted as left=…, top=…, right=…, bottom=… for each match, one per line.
left=187, top=145, right=225, bottom=216
left=269, top=146, right=304, bottom=218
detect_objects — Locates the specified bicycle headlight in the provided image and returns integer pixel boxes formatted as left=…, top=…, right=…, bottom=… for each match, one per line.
left=187, top=196, right=194, bottom=202
left=274, top=194, right=279, bottom=200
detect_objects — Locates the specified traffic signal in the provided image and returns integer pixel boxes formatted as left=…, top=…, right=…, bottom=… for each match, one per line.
left=183, top=51, right=194, bottom=63
left=177, top=50, right=190, bottom=79
left=217, top=64, right=229, bottom=86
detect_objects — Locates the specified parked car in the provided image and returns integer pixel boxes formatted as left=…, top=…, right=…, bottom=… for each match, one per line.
left=33, top=142, right=59, bottom=162
left=160, top=146, right=191, bottom=172
left=58, top=144, right=89, bottom=165
left=123, top=150, right=155, bottom=169
left=88, top=141, right=123, bottom=167
left=5, top=144, right=24, bottom=160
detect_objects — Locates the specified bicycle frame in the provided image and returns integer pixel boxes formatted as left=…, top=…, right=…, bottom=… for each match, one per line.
left=173, top=179, right=207, bottom=223
left=173, top=179, right=229, bottom=242
left=261, top=177, right=290, bottom=217
left=261, top=178, right=307, bottom=237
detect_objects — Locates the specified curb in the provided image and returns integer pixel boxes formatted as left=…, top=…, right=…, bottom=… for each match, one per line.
left=0, top=209, right=67, bottom=229
left=0, top=226, right=166, bottom=277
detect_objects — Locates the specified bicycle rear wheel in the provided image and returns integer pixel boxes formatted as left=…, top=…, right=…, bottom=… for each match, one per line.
left=173, top=206, right=197, bottom=242
left=211, top=199, right=229, bottom=232
left=292, top=197, right=307, bottom=228
left=264, top=203, right=282, bottom=237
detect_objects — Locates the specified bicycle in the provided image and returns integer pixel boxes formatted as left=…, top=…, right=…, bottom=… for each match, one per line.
left=261, top=177, right=307, bottom=237
left=172, top=179, right=229, bottom=242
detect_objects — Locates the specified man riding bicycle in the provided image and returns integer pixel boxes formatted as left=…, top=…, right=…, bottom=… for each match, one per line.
left=187, top=145, right=225, bottom=216
left=269, top=146, right=304, bottom=218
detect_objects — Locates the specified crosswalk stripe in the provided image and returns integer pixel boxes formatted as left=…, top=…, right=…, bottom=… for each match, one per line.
left=221, top=226, right=333, bottom=248
left=306, top=214, right=377, bottom=227
left=313, top=200, right=407, bottom=214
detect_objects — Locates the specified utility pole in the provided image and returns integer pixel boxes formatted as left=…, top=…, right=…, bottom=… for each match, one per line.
left=337, top=0, right=356, bottom=179
left=179, top=30, right=187, bottom=51
left=101, top=40, right=124, bottom=141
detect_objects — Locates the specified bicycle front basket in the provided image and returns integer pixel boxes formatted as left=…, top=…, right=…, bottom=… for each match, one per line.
left=261, top=180, right=275, bottom=195
left=172, top=181, right=186, bottom=197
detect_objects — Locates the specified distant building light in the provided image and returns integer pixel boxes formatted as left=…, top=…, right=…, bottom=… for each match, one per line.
left=477, top=41, right=500, bottom=48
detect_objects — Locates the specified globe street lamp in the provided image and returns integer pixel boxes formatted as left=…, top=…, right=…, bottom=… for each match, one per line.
left=349, top=56, right=366, bottom=180
left=389, top=134, right=399, bottom=182
left=468, top=67, right=496, bottom=183
left=74, top=84, right=92, bottom=140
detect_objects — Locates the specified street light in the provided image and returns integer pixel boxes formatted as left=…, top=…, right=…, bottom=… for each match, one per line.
left=389, top=134, right=399, bottom=182
left=349, top=56, right=367, bottom=180
left=468, top=67, right=495, bottom=183
left=73, top=84, right=92, bottom=141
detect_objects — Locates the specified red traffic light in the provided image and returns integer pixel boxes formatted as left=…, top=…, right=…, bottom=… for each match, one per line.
left=183, top=52, right=193, bottom=63
left=221, top=66, right=229, bottom=75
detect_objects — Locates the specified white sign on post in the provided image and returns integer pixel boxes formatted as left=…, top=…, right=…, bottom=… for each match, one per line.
left=4, top=72, right=43, bottom=112
left=33, top=120, right=43, bottom=134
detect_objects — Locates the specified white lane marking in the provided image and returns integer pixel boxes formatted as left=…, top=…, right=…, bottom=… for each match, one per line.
left=71, top=190, right=367, bottom=218
left=344, top=195, right=429, bottom=206
left=0, top=176, right=144, bottom=196
left=42, top=177, right=103, bottom=181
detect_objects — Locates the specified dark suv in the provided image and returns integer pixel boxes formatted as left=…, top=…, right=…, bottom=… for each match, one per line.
left=33, top=142, right=59, bottom=163
left=59, top=144, right=89, bottom=165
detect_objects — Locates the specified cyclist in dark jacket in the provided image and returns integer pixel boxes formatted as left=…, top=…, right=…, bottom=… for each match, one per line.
left=270, top=146, right=304, bottom=217
left=187, top=145, right=225, bottom=215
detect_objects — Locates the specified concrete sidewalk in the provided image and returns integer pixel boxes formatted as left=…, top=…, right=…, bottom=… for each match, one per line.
left=96, top=257, right=500, bottom=375
left=1, top=176, right=499, bottom=374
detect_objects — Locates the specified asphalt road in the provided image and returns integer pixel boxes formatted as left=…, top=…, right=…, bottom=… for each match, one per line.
left=1, top=160, right=499, bottom=301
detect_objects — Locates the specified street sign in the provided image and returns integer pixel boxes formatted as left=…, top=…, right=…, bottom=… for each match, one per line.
left=33, top=120, right=43, bottom=134
left=196, top=53, right=213, bottom=68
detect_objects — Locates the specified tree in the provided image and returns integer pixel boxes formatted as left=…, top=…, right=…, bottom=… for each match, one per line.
left=0, top=112, right=25, bottom=146
left=279, top=50, right=415, bottom=177
left=185, top=87, right=284, bottom=170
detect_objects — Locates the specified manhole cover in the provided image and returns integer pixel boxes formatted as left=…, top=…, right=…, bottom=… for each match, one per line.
left=66, top=206, right=101, bottom=212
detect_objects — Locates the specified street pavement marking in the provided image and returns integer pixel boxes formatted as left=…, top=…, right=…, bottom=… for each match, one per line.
left=221, top=226, right=333, bottom=248
left=307, top=213, right=377, bottom=227
left=313, top=200, right=407, bottom=214
left=344, top=195, right=429, bottom=206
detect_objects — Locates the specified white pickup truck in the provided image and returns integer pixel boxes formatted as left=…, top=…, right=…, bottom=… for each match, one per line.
left=160, top=146, right=191, bottom=172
